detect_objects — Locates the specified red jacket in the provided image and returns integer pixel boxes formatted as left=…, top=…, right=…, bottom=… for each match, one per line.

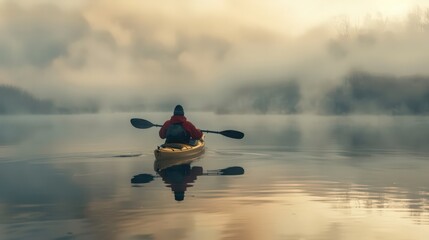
left=159, top=115, right=203, bottom=139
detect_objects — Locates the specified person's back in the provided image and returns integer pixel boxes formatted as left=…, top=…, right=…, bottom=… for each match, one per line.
left=159, top=105, right=203, bottom=144
left=165, top=123, right=190, bottom=144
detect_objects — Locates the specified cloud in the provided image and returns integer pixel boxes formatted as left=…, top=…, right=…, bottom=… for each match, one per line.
left=0, top=1, right=429, bottom=114
left=0, top=0, right=286, bottom=107
left=0, top=2, right=87, bottom=67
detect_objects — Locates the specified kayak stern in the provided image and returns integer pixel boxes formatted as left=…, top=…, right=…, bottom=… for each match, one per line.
left=154, top=138, right=205, bottom=161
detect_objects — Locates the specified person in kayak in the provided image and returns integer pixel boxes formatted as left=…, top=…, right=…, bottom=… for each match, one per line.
left=159, top=105, right=203, bottom=144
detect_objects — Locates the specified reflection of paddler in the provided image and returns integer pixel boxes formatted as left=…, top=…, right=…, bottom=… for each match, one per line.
left=131, top=165, right=244, bottom=202
left=158, top=164, right=203, bottom=201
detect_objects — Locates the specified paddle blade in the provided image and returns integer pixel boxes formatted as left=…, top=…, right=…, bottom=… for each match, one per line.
left=219, top=166, right=245, bottom=175
left=130, top=118, right=154, bottom=129
left=131, top=174, right=155, bottom=184
left=219, top=130, right=245, bottom=139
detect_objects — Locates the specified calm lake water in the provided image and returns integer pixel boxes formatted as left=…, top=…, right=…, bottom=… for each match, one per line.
left=1, top=112, right=429, bottom=240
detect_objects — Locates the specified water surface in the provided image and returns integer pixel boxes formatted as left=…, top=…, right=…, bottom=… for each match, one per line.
left=1, top=113, right=429, bottom=240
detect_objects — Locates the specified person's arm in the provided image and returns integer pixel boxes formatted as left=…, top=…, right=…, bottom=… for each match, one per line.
left=184, top=121, right=203, bottom=139
left=159, top=120, right=170, bottom=139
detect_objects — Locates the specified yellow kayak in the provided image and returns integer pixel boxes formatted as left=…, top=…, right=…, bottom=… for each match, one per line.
left=154, top=137, right=205, bottom=162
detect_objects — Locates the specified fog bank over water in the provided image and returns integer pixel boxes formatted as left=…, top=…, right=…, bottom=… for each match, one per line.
left=1, top=1, right=429, bottom=114
left=218, top=71, right=429, bottom=114
left=4, top=70, right=429, bottom=115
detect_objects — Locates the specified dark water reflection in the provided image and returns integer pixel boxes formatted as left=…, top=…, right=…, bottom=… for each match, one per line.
left=132, top=161, right=244, bottom=202
left=1, top=113, right=429, bottom=239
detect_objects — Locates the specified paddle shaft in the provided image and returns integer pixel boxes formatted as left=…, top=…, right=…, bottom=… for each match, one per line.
left=149, top=125, right=220, bottom=133
left=142, top=123, right=222, bottom=134
left=142, top=124, right=226, bottom=134
left=201, top=130, right=220, bottom=134
left=130, top=118, right=244, bottom=139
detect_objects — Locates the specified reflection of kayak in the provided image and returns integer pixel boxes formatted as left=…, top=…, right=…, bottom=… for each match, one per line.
left=154, top=137, right=205, bottom=162
left=154, top=157, right=200, bottom=172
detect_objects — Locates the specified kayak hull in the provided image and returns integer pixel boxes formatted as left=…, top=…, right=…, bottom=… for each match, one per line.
left=154, top=138, right=205, bottom=162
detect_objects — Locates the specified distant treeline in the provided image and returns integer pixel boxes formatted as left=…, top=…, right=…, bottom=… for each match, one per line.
left=324, top=72, right=429, bottom=115
left=0, top=85, right=55, bottom=114
left=216, top=71, right=429, bottom=115
left=0, top=85, right=99, bottom=114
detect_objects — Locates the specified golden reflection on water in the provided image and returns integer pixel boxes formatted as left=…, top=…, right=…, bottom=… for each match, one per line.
left=110, top=190, right=429, bottom=240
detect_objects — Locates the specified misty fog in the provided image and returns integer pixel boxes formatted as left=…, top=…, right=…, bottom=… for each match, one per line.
left=1, top=1, right=429, bottom=114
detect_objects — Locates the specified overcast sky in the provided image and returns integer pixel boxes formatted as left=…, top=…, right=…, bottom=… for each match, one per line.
left=1, top=0, right=428, bottom=110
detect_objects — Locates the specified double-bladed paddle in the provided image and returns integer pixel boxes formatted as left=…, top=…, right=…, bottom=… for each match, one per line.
left=130, top=118, right=244, bottom=139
